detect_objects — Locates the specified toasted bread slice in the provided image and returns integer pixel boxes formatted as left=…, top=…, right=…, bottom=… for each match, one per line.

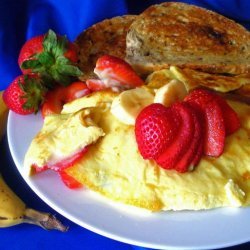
left=126, top=2, right=250, bottom=76
left=75, top=15, right=136, bottom=80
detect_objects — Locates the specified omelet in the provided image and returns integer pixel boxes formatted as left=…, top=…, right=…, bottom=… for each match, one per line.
left=24, top=108, right=105, bottom=175
left=24, top=88, right=250, bottom=212
left=146, top=67, right=250, bottom=93
left=63, top=96, right=250, bottom=211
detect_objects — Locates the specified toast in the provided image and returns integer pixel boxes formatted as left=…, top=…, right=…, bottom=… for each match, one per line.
left=75, top=15, right=136, bottom=80
left=126, top=2, right=250, bottom=76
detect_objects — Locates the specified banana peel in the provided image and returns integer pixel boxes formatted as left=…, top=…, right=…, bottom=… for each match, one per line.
left=0, top=91, right=8, bottom=139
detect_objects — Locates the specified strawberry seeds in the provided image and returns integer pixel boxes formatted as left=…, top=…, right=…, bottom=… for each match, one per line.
left=135, top=89, right=240, bottom=173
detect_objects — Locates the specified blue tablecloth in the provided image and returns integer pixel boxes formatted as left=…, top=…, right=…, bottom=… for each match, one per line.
left=1, top=1, right=250, bottom=249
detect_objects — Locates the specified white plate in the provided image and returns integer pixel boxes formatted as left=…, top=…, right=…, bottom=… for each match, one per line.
left=7, top=111, right=250, bottom=250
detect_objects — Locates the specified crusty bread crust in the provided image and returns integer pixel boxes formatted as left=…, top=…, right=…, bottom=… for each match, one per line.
left=75, top=15, right=136, bottom=80
left=126, top=2, right=250, bottom=76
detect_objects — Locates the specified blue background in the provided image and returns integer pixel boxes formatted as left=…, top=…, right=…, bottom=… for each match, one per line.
left=1, top=0, right=250, bottom=249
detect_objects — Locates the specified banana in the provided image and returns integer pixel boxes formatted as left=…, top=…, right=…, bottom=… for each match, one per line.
left=0, top=174, right=68, bottom=230
left=110, top=87, right=154, bottom=125
left=0, top=92, right=8, bottom=139
left=154, top=79, right=188, bottom=107
left=0, top=91, right=67, bottom=231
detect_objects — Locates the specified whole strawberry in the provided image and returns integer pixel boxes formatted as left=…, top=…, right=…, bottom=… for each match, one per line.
left=18, top=29, right=82, bottom=86
left=3, top=75, right=46, bottom=115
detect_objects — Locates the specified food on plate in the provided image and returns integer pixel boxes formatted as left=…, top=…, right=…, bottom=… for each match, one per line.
left=24, top=80, right=250, bottom=211
left=16, top=2, right=250, bottom=211
left=75, top=15, right=136, bottom=80
left=236, top=84, right=250, bottom=98
left=153, top=79, right=187, bottom=106
left=41, top=81, right=91, bottom=117
left=63, top=92, right=250, bottom=211
left=24, top=104, right=106, bottom=176
left=126, top=2, right=250, bottom=76
left=169, top=66, right=250, bottom=93
left=3, top=29, right=85, bottom=115
left=19, top=29, right=82, bottom=86
left=111, top=87, right=154, bottom=125
left=91, top=54, right=144, bottom=91
left=3, top=75, right=46, bottom=115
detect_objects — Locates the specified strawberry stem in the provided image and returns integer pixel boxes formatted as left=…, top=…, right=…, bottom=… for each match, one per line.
left=19, top=76, right=47, bottom=113
left=21, top=29, right=83, bottom=87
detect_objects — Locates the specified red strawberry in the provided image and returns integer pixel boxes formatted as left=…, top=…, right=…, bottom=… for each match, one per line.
left=46, top=147, right=88, bottom=172
left=32, top=147, right=87, bottom=189
left=191, top=140, right=204, bottom=166
left=156, top=102, right=194, bottom=170
left=174, top=103, right=203, bottom=172
left=3, top=75, right=46, bottom=115
left=32, top=164, right=83, bottom=189
left=135, top=103, right=181, bottom=159
left=185, top=88, right=240, bottom=136
left=86, top=79, right=106, bottom=91
left=184, top=88, right=215, bottom=109
left=185, top=89, right=226, bottom=157
left=204, top=99, right=225, bottom=156
left=41, top=86, right=64, bottom=116
left=65, top=81, right=91, bottom=102
left=41, top=81, right=90, bottom=117
left=215, top=97, right=240, bottom=135
left=18, top=36, right=44, bottom=74
left=18, top=29, right=82, bottom=86
left=59, top=170, right=82, bottom=189
left=94, top=55, right=144, bottom=91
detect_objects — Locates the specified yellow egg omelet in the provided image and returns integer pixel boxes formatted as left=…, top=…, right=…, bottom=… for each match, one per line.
left=24, top=88, right=250, bottom=212
left=24, top=108, right=105, bottom=175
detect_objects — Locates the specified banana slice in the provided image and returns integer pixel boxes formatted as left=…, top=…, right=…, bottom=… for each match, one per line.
left=111, top=87, right=154, bottom=125
left=154, top=79, right=188, bottom=107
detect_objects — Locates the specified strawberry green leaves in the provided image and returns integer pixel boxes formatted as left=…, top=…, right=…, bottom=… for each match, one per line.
left=18, top=76, right=47, bottom=113
left=4, top=29, right=84, bottom=115
left=20, top=29, right=82, bottom=87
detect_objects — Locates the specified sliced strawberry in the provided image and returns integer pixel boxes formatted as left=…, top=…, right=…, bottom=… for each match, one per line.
left=186, top=88, right=240, bottom=136
left=59, top=170, right=83, bottom=189
left=86, top=79, right=106, bottom=91
left=65, top=81, right=91, bottom=102
left=135, top=103, right=181, bottom=159
left=32, top=164, right=48, bottom=173
left=156, top=102, right=194, bottom=170
left=184, top=88, right=215, bottom=109
left=185, top=89, right=226, bottom=157
left=41, top=81, right=90, bottom=117
left=174, top=103, right=203, bottom=172
left=41, top=86, right=64, bottom=117
left=94, top=55, right=144, bottom=91
left=192, top=140, right=204, bottom=166
left=204, top=99, right=225, bottom=157
left=46, top=147, right=88, bottom=172
left=32, top=147, right=87, bottom=189
left=215, top=97, right=240, bottom=135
